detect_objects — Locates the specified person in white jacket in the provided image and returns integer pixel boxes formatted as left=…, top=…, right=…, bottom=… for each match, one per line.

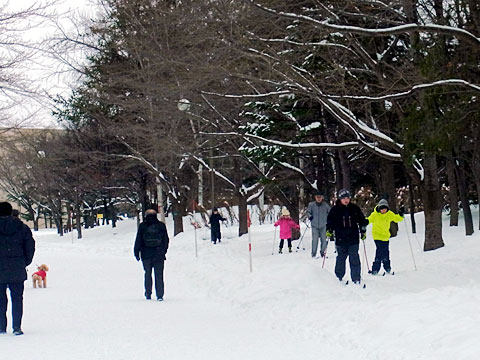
left=307, top=191, right=331, bottom=258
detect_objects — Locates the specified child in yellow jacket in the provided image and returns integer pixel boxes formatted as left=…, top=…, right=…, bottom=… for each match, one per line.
left=367, top=199, right=403, bottom=275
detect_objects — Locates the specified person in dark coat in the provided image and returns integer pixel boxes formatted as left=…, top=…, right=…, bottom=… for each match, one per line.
left=209, top=207, right=226, bottom=244
left=134, top=209, right=169, bottom=301
left=326, top=190, right=368, bottom=284
left=0, top=202, right=35, bottom=335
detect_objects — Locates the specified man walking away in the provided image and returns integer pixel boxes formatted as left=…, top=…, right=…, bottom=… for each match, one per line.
left=307, top=191, right=331, bottom=258
left=134, top=209, right=169, bottom=301
left=0, top=202, right=35, bottom=335
left=327, top=190, right=368, bottom=284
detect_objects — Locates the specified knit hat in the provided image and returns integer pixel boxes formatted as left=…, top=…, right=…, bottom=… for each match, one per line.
left=281, top=208, right=290, bottom=217
left=314, top=191, right=324, bottom=197
left=0, top=202, right=13, bottom=217
left=337, top=189, right=351, bottom=199
left=377, top=199, right=389, bottom=211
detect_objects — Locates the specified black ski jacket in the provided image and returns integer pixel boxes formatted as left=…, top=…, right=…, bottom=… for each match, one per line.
left=0, top=216, right=35, bottom=283
left=209, top=213, right=226, bottom=231
left=327, top=201, right=368, bottom=247
left=134, top=215, right=169, bottom=261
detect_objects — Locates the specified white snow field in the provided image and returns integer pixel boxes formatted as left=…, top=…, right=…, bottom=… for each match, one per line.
left=1, top=209, right=480, bottom=360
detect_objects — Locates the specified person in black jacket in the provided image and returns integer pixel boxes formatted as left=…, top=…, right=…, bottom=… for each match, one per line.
left=134, top=209, right=169, bottom=301
left=0, top=202, right=35, bottom=335
left=209, top=207, right=226, bottom=244
left=326, top=190, right=368, bottom=284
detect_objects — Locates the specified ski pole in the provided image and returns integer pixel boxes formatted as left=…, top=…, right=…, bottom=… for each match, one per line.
left=362, top=238, right=371, bottom=273
left=296, top=222, right=309, bottom=252
left=271, top=226, right=277, bottom=255
left=403, top=220, right=417, bottom=271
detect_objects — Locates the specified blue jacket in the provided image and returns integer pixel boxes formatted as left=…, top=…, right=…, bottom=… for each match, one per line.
left=0, top=216, right=35, bottom=283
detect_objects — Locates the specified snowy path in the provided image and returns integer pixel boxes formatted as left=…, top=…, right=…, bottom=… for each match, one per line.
left=2, top=251, right=308, bottom=359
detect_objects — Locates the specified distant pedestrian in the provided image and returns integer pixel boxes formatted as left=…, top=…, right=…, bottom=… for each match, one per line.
left=0, top=201, right=35, bottom=335
left=274, top=208, right=300, bottom=254
left=209, top=207, right=226, bottom=244
left=326, top=190, right=368, bottom=284
left=134, top=209, right=169, bottom=301
left=367, top=199, right=404, bottom=275
left=307, top=191, right=331, bottom=258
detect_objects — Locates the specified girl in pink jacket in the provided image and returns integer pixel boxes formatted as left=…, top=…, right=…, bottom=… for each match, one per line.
left=274, top=208, right=300, bottom=253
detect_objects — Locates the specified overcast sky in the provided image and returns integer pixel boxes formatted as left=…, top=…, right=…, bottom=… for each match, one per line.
left=2, top=0, right=100, bottom=128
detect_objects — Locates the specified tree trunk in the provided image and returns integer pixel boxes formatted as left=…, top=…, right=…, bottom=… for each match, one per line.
left=103, top=198, right=110, bottom=225
left=419, top=154, right=444, bottom=251
left=28, top=208, right=39, bottom=231
left=339, top=150, right=350, bottom=190
left=476, top=181, right=480, bottom=231
left=110, top=203, right=117, bottom=228
left=232, top=158, right=248, bottom=236
left=333, top=152, right=343, bottom=192
left=66, top=205, right=72, bottom=233
left=75, top=203, right=82, bottom=239
left=33, top=217, right=39, bottom=232
left=455, top=159, right=474, bottom=236
left=384, top=161, right=398, bottom=237
left=407, top=175, right=417, bottom=234
left=56, top=216, right=64, bottom=236
left=238, top=191, right=248, bottom=237
left=446, top=156, right=459, bottom=226
left=172, top=198, right=185, bottom=236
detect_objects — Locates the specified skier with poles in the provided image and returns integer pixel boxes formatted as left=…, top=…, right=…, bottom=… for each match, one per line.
left=326, top=189, right=368, bottom=285
left=307, top=191, right=331, bottom=258
left=274, top=208, right=300, bottom=254
left=366, top=199, right=404, bottom=275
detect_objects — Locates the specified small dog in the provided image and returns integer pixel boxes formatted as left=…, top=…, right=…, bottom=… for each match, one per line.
left=32, top=264, right=49, bottom=288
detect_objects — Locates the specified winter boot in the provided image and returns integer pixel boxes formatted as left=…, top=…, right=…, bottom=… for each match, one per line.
left=278, top=248, right=283, bottom=254
left=288, top=247, right=292, bottom=253
left=13, top=329, right=24, bottom=336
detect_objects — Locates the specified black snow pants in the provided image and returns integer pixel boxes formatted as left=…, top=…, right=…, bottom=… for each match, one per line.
left=372, top=240, right=391, bottom=273
left=335, top=244, right=361, bottom=282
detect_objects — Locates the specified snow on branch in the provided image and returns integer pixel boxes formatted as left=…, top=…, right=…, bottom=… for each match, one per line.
left=318, top=98, right=402, bottom=160
left=247, top=187, right=264, bottom=203
left=190, top=154, right=236, bottom=189
left=246, top=1, right=480, bottom=45
left=247, top=34, right=357, bottom=54
left=201, top=90, right=292, bottom=99
left=201, top=131, right=359, bottom=150
left=325, top=79, right=480, bottom=101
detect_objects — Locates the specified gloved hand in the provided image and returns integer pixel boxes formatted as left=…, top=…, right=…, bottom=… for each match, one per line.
left=135, top=255, right=140, bottom=262
left=399, top=206, right=405, bottom=217
left=309, top=216, right=313, bottom=221
left=360, top=232, right=366, bottom=241
left=326, top=230, right=333, bottom=239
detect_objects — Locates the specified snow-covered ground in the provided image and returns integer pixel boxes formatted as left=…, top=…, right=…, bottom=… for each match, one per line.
left=1, top=209, right=480, bottom=359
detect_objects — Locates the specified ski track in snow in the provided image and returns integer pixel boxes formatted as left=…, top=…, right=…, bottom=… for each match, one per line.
left=1, top=211, right=480, bottom=359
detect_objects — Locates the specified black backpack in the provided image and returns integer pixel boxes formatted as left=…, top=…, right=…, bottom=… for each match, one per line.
left=143, top=223, right=163, bottom=248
